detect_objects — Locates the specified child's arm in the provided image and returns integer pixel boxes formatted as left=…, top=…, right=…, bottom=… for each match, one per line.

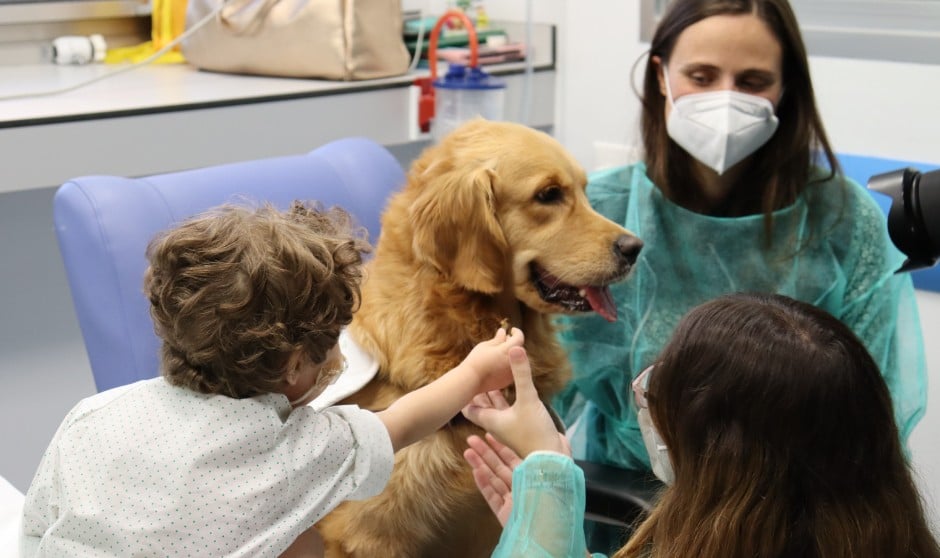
left=376, top=328, right=523, bottom=452
left=278, top=525, right=324, bottom=558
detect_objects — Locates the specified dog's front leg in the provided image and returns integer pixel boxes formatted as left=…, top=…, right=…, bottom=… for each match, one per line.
left=318, top=427, right=501, bottom=558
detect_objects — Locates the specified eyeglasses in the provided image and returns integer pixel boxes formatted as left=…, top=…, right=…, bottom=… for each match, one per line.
left=632, top=365, right=654, bottom=410
left=313, top=356, right=348, bottom=391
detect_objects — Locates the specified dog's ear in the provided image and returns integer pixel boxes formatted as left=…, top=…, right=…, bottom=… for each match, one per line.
left=409, top=163, right=508, bottom=294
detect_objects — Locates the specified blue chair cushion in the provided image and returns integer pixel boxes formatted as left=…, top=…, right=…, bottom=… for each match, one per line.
left=54, top=137, right=405, bottom=392
left=838, top=153, right=940, bottom=293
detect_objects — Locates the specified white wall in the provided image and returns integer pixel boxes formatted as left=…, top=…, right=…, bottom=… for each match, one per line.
left=914, top=292, right=940, bottom=532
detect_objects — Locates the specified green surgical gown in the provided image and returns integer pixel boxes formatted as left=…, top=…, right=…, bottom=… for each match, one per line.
left=553, top=163, right=927, bottom=471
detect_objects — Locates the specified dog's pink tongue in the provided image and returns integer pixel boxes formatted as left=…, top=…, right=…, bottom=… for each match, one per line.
left=583, top=286, right=617, bottom=322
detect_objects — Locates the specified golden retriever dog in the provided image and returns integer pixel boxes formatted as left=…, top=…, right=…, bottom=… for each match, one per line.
left=316, top=119, right=642, bottom=557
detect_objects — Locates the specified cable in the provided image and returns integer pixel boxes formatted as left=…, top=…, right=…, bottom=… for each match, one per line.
left=0, top=1, right=227, bottom=102
left=428, top=10, right=479, bottom=82
left=518, top=0, right=534, bottom=126
left=629, top=49, right=650, bottom=101
left=408, top=1, right=429, bottom=73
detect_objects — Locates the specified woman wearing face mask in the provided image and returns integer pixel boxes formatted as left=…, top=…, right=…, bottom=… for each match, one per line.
left=463, top=293, right=940, bottom=558
left=553, top=0, right=926, bottom=505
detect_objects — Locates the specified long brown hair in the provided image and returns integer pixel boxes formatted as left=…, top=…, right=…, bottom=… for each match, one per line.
left=615, top=293, right=939, bottom=558
left=641, top=0, right=840, bottom=241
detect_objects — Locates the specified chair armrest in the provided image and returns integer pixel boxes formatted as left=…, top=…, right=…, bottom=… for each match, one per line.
left=576, top=459, right=661, bottom=528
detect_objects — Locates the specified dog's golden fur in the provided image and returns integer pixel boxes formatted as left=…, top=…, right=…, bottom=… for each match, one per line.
left=317, top=119, right=638, bottom=557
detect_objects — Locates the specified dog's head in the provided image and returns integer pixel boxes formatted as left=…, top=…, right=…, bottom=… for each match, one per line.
left=407, top=119, right=642, bottom=322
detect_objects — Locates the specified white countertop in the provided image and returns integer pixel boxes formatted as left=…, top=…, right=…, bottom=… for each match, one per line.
left=0, top=63, right=419, bottom=124
left=0, top=21, right=555, bottom=193
left=0, top=58, right=551, bottom=127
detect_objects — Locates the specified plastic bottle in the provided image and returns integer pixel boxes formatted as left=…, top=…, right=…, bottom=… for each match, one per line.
left=432, top=63, right=505, bottom=143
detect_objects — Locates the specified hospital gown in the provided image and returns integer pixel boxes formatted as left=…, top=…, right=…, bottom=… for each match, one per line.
left=21, top=377, right=393, bottom=557
left=554, top=163, right=927, bottom=471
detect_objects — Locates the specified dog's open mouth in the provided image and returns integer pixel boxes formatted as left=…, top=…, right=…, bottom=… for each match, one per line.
left=530, top=263, right=618, bottom=322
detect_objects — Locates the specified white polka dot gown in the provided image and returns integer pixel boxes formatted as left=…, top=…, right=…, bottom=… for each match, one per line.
left=20, top=378, right=393, bottom=557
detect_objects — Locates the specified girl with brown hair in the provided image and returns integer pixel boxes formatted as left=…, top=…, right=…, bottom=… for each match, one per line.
left=21, top=201, right=525, bottom=557
left=464, top=293, right=940, bottom=558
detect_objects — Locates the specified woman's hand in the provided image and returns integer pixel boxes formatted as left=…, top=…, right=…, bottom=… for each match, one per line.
left=464, top=433, right=521, bottom=527
left=460, top=327, right=525, bottom=394
left=462, top=347, right=568, bottom=457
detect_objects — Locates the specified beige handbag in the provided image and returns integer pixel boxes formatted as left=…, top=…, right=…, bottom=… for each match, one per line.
left=181, top=0, right=411, bottom=80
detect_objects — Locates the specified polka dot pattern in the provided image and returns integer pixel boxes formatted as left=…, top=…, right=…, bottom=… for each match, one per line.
left=21, top=378, right=393, bottom=556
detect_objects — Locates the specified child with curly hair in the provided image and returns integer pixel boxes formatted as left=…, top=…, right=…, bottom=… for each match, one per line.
left=21, top=201, right=523, bottom=557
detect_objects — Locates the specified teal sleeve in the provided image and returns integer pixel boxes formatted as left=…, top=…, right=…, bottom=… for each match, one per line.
left=836, top=184, right=927, bottom=445
left=491, top=453, right=601, bottom=558
left=841, top=271, right=926, bottom=445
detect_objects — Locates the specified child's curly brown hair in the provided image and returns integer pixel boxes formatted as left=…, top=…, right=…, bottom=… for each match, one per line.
left=143, top=201, right=370, bottom=398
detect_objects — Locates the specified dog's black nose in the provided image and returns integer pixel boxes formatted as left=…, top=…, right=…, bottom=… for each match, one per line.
left=614, top=234, right=643, bottom=265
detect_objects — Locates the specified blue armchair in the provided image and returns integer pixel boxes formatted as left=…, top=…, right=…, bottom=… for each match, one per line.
left=54, top=137, right=404, bottom=393
left=838, top=153, right=940, bottom=292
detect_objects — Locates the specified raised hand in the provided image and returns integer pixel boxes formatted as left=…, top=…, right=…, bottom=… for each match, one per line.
left=464, top=433, right=521, bottom=527
left=461, top=346, right=568, bottom=457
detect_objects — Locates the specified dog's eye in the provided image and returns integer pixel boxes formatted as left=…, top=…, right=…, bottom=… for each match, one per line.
left=535, top=186, right=564, bottom=204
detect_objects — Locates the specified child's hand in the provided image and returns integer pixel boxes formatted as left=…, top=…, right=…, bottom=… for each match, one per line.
left=461, top=327, right=525, bottom=394
left=464, top=433, right=521, bottom=527
left=462, top=346, right=568, bottom=458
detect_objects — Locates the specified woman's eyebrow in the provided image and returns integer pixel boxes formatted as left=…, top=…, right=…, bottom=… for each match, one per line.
left=679, top=62, right=717, bottom=73
left=736, top=69, right=777, bottom=80
left=679, top=63, right=777, bottom=79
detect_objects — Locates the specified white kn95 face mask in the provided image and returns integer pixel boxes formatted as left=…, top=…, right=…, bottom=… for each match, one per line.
left=662, top=65, right=779, bottom=175
left=638, top=407, right=675, bottom=485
